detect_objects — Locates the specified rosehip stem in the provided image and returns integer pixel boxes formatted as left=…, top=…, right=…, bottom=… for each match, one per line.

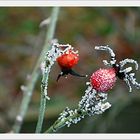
left=69, top=69, right=87, bottom=77
left=45, top=108, right=86, bottom=133
left=57, top=69, right=87, bottom=81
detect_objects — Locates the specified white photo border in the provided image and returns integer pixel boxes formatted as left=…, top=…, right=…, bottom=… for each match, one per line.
left=0, top=2, right=140, bottom=140
left=0, top=1, right=139, bottom=6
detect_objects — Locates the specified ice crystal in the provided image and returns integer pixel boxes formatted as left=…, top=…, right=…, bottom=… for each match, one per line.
left=95, top=45, right=116, bottom=66
left=78, top=84, right=110, bottom=116
left=58, top=107, right=84, bottom=128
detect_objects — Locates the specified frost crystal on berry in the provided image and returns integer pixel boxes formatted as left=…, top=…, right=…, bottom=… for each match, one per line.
left=90, top=68, right=117, bottom=92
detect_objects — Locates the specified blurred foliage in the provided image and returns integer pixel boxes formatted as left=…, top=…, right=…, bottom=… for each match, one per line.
left=0, top=7, right=140, bottom=133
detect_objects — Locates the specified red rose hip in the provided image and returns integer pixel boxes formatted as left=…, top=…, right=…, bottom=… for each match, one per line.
left=56, top=48, right=86, bottom=81
left=57, top=50, right=79, bottom=70
left=90, top=68, right=117, bottom=92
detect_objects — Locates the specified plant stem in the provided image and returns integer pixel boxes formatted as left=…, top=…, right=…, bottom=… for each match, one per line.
left=12, top=7, right=60, bottom=133
left=35, top=91, right=47, bottom=133
left=45, top=109, right=87, bottom=133
left=35, top=66, right=50, bottom=133
left=35, top=7, right=60, bottom=133
left=45, top=88, right=111, bottom=133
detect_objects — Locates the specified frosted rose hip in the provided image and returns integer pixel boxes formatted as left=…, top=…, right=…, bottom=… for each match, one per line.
left=90, top=68, right=117, bottom=92
left=57, top=50, right=79, bottom=70
left=56, top=47, right=86, bottom=81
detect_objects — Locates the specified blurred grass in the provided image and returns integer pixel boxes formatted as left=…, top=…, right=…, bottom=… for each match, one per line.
left=0, top=7, right=140, bottom=133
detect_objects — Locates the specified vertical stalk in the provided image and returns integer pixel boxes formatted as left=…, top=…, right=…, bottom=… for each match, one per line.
left=35, top=7, right=60, bottom=133
left=12, top=7, right=60, bottom=133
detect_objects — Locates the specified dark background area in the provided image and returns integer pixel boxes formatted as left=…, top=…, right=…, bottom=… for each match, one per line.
left=0, top=7, right=140, bottom=133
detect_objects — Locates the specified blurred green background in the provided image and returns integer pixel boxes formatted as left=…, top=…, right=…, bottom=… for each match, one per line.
left=0, top=7, right=140, bottom=133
